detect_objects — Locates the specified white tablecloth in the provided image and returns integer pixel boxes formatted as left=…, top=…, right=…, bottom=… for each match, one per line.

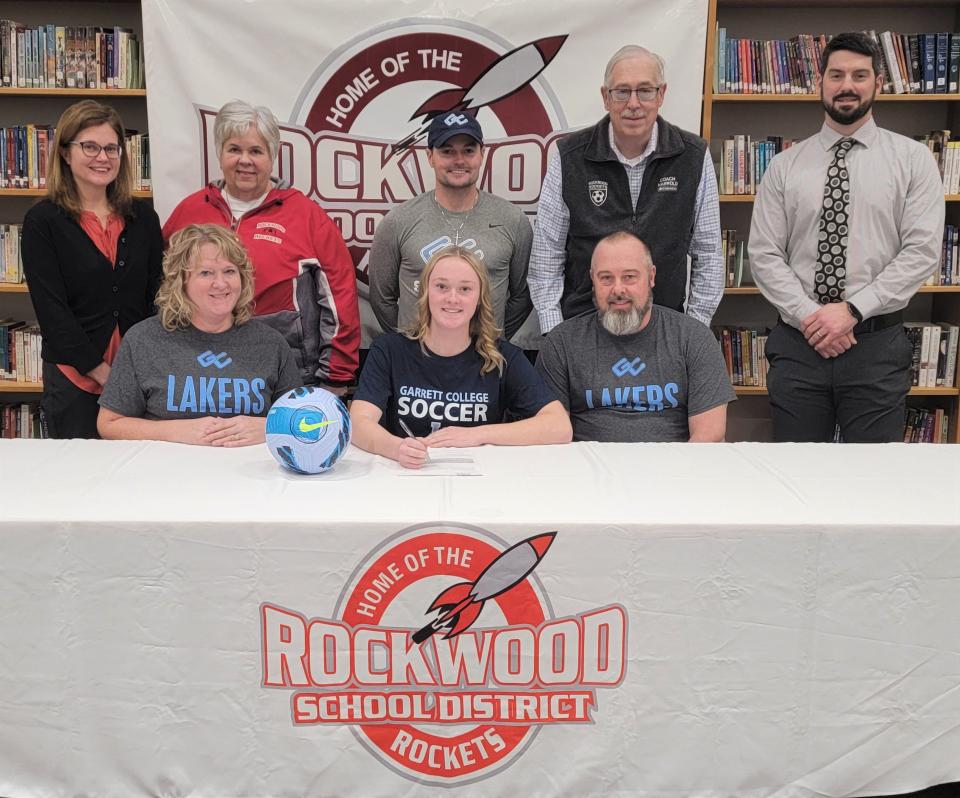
left=1, top=440, right=959, bottom=797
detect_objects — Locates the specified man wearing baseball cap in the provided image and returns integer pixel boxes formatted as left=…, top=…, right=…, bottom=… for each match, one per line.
left=369, top=111, right=533, bottom=339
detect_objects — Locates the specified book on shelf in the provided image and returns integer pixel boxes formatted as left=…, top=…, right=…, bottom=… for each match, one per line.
left=715, top=32, right=826, bottom=95
left=0, top=126, right=151, bottom=190
left=721, top=229, right=750, bottom=288
left=0, top=320, right=41, bottom=384
left=903, top=322, right=959, bottom=388
left=0, top=402, right=43, bottom=438
left=903, top=407, right=950, bottom=443
left=718, top=135, right=795, bottom=195
left=1, top=125, right=53, bottom=189
left=0, top=224, right=23, bottom=284
left=1, top=20, right=145, bottom=90
left=914, top=130, right=960, bottom=196
left=714, top=29, right=960, bottom=95
left=123, top=132, right=151, bottom=191
left=714, top=327, right=770, bottom=387
left=925, top=224, right=958, bottom=286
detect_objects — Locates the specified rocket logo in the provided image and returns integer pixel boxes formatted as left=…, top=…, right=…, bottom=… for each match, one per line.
left=199, top=22, right=570, bottom=294
left=260, top=523, right=628, bottom=786
left=413, top=532, right=555, bottom=642
left=388, top=33, right=567, bottom=154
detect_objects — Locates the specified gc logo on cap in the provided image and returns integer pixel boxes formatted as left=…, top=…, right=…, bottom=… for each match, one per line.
left=426, top=110, right=484, bottom=148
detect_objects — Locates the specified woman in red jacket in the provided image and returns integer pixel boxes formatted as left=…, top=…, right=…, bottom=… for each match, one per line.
left=163, top=99, right=360, bottom=394
left=22, top=100, right=163, bottom=438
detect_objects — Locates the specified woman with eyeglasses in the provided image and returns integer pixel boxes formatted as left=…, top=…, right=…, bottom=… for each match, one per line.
left=21, top=100, right=163, bottom=438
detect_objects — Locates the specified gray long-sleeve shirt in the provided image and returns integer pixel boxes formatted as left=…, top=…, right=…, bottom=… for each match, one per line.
left=368, top=190, right=533, bottom=338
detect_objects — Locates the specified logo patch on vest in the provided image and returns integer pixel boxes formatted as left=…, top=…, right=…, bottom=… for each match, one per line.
left=588, top=180, right=608, bottom=206
left=657, top=176, right=679, bottom=192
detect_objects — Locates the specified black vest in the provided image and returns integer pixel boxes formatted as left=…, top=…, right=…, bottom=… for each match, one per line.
left=558, top=116, right=706, bottom=319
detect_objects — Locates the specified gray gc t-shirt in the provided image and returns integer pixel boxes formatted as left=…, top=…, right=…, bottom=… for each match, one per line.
left=536, top=307, right=735, bottom=442
left=100, top=317, right=302, bottom=420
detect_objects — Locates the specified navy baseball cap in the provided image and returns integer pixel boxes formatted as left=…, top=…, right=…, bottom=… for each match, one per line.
left=427, top=111, right=484, bottom=148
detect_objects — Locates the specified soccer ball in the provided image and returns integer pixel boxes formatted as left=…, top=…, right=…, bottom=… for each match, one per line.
left=265, top=386, right=351, bottom=474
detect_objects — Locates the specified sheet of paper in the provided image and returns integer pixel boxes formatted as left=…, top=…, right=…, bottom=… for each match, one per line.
left=396, top=455, right=482, bottom=477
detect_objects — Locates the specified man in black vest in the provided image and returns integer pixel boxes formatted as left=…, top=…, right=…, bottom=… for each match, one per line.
left=529, top=45, right=723, bottom=334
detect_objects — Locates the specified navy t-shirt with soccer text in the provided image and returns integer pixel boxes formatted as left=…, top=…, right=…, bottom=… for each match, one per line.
left=354, top=333, right=556, bottom=438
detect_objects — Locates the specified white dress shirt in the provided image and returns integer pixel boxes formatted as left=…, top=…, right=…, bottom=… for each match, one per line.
left=749, top=117, right=945, bottom=328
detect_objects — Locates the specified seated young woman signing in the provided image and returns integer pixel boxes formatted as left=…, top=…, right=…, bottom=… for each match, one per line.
left=350, top=245, right=571, bottom=469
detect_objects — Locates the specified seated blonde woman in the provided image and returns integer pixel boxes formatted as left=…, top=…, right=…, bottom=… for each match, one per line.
left=350, top=245, right=572, bottom=469
left=98, top=224, right=301, bottom=446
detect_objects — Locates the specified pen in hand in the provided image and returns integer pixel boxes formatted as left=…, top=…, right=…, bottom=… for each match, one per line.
left=398, top=418, right=430, bottom=462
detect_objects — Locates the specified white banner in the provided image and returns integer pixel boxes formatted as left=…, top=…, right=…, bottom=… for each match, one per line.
left=2, top=440, right=960, bottom=796
left=141, top=0, right=708, bottom=340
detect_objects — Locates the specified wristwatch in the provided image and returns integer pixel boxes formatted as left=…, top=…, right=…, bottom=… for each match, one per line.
left=846, top=301, right=863, bottom=323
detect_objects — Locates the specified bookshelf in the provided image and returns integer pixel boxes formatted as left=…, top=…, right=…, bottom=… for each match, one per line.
left=0, top=0, right=149, bottom=417
left=0, top=88, right=145, bottom=97
left=0, top=189, right=152, bottom=197
left=722, top=195, right=960, bottom=202
left=0, top=381, right=42, bottom=394
left=704, top=0, right=960, bottom=443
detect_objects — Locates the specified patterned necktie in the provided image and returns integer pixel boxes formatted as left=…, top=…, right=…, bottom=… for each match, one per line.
left=814, top=137, right=855, bottom=304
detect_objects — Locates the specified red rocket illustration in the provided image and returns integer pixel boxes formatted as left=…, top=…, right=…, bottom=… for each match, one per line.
left=392, top=35, right=567, bottom=154
left=412, top=532, right=557, bottom=644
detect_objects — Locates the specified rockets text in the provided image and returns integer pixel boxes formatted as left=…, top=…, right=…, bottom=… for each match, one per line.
left=262, top=605, right=626, bottom=688
left=390, top=728, right=505, bottom=772
left=292, top=690, right=596, bottom=724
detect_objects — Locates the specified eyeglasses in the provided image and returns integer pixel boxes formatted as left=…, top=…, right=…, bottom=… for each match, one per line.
left=69, top=141, right=123, bottom=159
left=607, top=86, right=661, bottom=103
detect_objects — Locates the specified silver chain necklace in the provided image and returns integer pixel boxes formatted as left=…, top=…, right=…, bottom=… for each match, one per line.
left=434, top=190, right=480, bottom=246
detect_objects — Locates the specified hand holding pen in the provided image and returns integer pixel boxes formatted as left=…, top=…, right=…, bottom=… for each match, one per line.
left=397, top=418, right=430, bottom=470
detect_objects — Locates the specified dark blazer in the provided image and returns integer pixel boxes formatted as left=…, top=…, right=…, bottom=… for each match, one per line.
left=21, top=198, right=163, bottom=374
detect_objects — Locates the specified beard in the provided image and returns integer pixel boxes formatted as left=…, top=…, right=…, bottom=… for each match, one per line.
left=822, top=89, right=874, bottom=126
left=597, top=293, right=652, bottom=336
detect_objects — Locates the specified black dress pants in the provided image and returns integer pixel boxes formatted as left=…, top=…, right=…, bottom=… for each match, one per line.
left=765, top=321, right=911, bottom=443
left=41, top=361, right=101, bottom=439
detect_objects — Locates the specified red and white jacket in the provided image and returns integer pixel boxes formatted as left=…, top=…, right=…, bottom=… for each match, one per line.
left=163, top=181, right=360, bottom=387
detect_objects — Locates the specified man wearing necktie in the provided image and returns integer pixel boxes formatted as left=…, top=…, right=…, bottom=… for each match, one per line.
left=750, top=32, right=944, bottom=442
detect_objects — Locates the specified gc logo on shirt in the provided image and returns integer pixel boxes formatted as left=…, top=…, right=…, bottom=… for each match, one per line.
left=612, top=356, right=645, bottom=377
left=166, top=349, right=267, bottom=415
left=420, top=236, right=484, bottom=264
left=584, top=358, right=678, bottom=413
left=197, top=350, right=233, bottom=369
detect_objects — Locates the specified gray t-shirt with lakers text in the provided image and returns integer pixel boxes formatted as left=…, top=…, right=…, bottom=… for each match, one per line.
left=535, top=307, right=735, bottom=442
left=368, top=190, right=533, bottom=338
left=99, top=317, right=301, bottom=420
